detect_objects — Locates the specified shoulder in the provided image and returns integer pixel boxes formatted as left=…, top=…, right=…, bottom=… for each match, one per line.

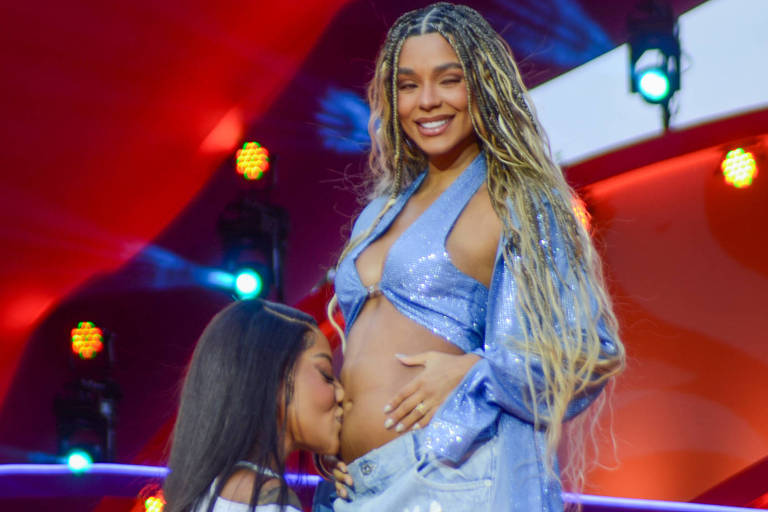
left=218, top=472, right=300, bottom=508
left=455, top=184, right=503, bottom=257
left=256, top=479, right=301, bottom=508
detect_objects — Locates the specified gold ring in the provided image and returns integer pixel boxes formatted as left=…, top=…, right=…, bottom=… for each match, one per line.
left=415, top=402, right=427, bottom=415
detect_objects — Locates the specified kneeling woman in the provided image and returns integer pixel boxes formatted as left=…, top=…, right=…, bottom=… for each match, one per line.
left=164, top=300, right=344, bottom=512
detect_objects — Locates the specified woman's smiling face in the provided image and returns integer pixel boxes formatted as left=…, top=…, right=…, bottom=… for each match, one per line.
left=396, top=33, right=477, bottom=163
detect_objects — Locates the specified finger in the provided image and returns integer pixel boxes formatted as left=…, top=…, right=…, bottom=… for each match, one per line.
left=394, top=351, right=431, bottom=367
left=383, top=378, right=420, bottom=415
left=385, top=388, right=424, bottom=429
left=332, top=467, right=353, bottom=487
left=335, top=481, right=349, bottom=500
left=413, top=408, right=436, bottom=431
left=389, top=395, right=428, bottom=432
left=395, top=400, right=431, bottom=432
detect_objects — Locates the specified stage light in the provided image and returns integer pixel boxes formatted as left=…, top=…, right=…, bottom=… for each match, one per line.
left=628, top=1, right=680, bottom=128
left=235, top=142, right=270, bottom=181
left=145, top=495, right=165, bottom=512
left=218, top=197, right=287, bottom=301
left=234, top=268, right=264, bottom=299
left=721, top=148, right=758, bottom=188
left=65, top=449, right=93, bottom=472
left=57, top=323, right=120, bottom=464
left=636, top=68, right=670, bottom=103
left=71, top=321, right=104, bottom=360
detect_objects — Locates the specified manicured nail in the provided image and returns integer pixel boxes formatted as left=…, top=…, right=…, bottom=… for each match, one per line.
left=395, top=423, right=405, bottom=433
left=383, top=404, right=392, bottom=413
left=395, top=353, right=406, bottom=359
left=384, top=418, right=394, bottom=429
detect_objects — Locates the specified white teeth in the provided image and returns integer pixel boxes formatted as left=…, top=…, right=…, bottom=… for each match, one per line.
left=420, top=119, right=448, bottom=129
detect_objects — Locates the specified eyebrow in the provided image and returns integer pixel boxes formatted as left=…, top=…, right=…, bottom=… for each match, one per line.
left=397, top=62, right=463, bottom=75
left=314, top=353, right=333, bottom=364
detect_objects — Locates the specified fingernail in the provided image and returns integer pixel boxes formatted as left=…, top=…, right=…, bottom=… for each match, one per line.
left=413, top=422, right=421, bottom=430
left=384, top=418, right=394, bottom=429
left=395, top=353, right=406, bottom=359
left=338, top=462, right=347, bottom=472
left=346, top=476, right=354, bottom=486
left=395, top=423, right=404, bottom=433
left=383, top=404, right=392, bottom=413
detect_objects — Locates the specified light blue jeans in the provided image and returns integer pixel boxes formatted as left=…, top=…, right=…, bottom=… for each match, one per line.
left=314, top=427, right=498, bottom=512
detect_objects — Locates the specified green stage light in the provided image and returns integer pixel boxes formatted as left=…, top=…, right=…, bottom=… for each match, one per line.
left=234, top=268, right=264, bottom=299
left=65, top=449, right=93, bottom=473
left=628, top=1, right=680, bottom=129
left=637, top=68, right=671, bottom=103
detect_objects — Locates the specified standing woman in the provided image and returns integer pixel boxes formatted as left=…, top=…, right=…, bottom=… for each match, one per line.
left=164, top=300, right=344, bottom=512
left=324, top=3, right=625, bottom=511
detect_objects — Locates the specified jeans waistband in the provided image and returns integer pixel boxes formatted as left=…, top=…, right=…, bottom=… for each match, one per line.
left=346, top=430, right=423, bottom=497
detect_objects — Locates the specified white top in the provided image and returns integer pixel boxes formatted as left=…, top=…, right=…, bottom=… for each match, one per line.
left=191, top=461, right=302, bottom=512
left=192, top=496, right=301, bottom=512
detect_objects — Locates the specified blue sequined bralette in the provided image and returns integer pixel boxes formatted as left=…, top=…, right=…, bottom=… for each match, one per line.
left=335, top=153, right=489, bottom=353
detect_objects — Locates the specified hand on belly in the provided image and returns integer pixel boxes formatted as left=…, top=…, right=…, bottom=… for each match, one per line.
left=381, top=350, right=480, bottom=434
left=338, top=298, right=478, bottom=463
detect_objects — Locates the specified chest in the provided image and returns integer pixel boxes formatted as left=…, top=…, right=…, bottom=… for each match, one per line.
left=355, top=187, right=501, bottom=289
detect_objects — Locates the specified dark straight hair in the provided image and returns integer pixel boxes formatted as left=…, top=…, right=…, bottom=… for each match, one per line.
left=163, top=299, right=317, bottom=512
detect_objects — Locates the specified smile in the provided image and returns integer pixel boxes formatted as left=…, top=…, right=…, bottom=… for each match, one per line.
left=416, top=116, right=452, bottom=136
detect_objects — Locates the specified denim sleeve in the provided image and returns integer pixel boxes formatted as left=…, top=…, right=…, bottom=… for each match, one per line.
left=423, top=201, right=618, bottom=462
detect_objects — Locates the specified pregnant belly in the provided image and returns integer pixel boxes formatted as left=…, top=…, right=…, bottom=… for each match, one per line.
left=339, top=297, right=464, bottom=463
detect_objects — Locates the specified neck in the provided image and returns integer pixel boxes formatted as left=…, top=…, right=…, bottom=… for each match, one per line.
left=423, top=138, right=480, bottom=192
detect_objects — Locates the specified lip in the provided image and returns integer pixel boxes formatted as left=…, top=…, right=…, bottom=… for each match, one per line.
left=415, top=114, right=453, bottom=137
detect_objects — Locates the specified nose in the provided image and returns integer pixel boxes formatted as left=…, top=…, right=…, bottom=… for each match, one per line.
left=418, top=82, right=441, bottom=111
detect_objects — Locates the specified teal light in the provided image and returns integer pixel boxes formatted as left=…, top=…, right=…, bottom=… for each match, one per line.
left=234, top=269, right=264, bottom=299
left=66, top=450, right=93, bottom=473
left=637, top=68, right=671, bottom=103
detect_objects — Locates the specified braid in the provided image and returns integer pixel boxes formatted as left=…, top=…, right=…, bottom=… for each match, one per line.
left=390, top=35, right=407, bottom=195
left=330, top=3, right=625, bottom=497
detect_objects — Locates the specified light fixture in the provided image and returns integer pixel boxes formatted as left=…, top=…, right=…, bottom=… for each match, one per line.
left=65, top=449, right=93, bottom=473
left=636, top=67, right=670, bottom=103
left=721, top=147, right=758, bottom=188
left=233, top=268, right=265, bottom=300
left=235, top=142, right=270, bottom=181
left=56, top=323, right=120, bottom=465
left=71, top=321, right=104, bottom=360
left=145, top=494, right=166, bottom=512
left=217, top=195, right=288, bottom=301
left=138, top=484, right=166, bottom=512
left=628, top=0, right=680, bottom=129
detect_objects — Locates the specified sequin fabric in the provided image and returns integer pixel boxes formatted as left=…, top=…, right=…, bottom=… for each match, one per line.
left=333, top=153, right=618, bottom=511
left=335, top=152, right=489, bottom=354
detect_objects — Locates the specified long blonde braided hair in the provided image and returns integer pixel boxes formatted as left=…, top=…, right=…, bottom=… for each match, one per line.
left=328, top=2, right=625, bottom=492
